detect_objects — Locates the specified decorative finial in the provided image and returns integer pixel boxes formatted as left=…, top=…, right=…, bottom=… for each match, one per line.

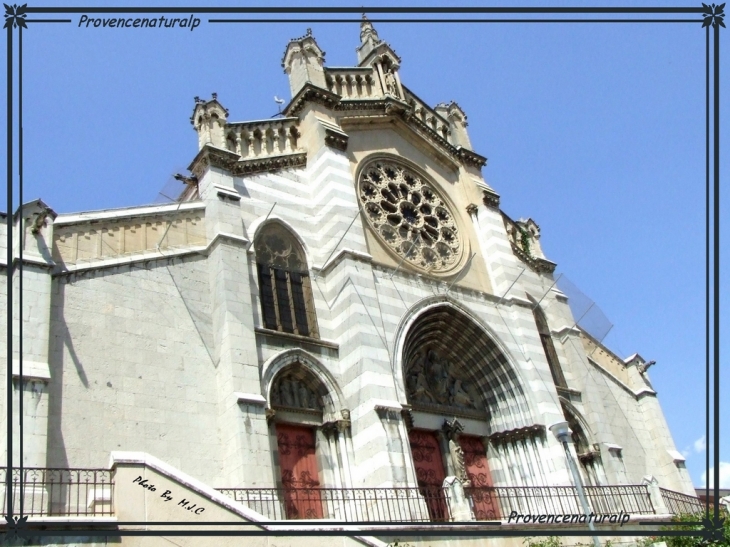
left=306, top=27, right=312, bottom=36
left=212, top=92, right=217, bottom=100
left=360, top=13, right=379, bottom=43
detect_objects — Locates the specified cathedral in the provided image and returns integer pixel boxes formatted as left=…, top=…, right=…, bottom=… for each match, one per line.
left=1, top=17, right=698, bottom=547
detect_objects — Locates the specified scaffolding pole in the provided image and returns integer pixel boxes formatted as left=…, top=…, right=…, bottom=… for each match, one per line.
left=314, top=206, right=362, bottom=281
left=388, top=234, right=421, bottom=280
left=497, top=268, right=526, bottom=306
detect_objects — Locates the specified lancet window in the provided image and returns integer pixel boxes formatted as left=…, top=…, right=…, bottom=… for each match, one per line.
left=530, top=299, right=567, bottom=389
left=562, top=403, right=605, bottom=486
left=255, top=223, right=318, bottom=338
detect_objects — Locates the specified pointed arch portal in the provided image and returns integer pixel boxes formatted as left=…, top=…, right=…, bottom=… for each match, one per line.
left=402, top=304, right=531, bottom=433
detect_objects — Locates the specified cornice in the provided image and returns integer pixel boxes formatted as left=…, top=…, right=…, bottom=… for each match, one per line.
left=189, top=144, right=307, bottom=179
left=509, top=241, right=557, bottom=274
left=283, top=83, right=341, bottom=118
left=336, top=97, right=487, bottom=171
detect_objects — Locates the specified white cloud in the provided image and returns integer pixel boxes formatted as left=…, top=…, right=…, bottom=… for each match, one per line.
left=701, top=461, right=730, bottom=488
left=694, top=435, right=706, bottom=454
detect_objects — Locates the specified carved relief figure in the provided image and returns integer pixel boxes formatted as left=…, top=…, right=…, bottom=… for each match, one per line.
left=271, top=369, right=324, bottom=411
left=405, top=348, right=478, bottom=411
left=449, top=378, right=473, bottom=408
left=280, top=378, right=295, bottom=407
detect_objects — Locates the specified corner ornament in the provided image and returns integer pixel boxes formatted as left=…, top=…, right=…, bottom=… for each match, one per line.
left=3, top=3, right=27, bottom=29
left=3, top=514, right=29, bottom=540
left=702, top=3, right=726, bottom=28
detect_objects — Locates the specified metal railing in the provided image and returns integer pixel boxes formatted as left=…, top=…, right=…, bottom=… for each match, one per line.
left=218, top=484, right=662, bottom=522
left=0, top=467, right=114, bottom=517
left=468, top=485, right=654, bottom=520
left=659, top=487, right=704, bottom=515
left=217, top=486, right=445, bottom=522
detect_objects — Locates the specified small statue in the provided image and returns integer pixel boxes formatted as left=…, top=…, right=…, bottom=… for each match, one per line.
left=384, top=69, right=399, bottom=98
left=280, top=377, right=295, bottom=407
left=449, top=438, right=469, bottom=483
left=298, top=382, right=312, bottom=409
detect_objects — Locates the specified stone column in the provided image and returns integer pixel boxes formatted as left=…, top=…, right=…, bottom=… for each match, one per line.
left=336, top=413, right=353, bottom=488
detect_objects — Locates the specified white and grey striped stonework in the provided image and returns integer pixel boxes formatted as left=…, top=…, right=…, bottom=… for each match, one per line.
left=473, top=204, right=527, bottom=297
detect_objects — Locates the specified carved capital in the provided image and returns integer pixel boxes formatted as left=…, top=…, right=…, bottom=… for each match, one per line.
left=321, top=421, right=339, bottom=437
left=489, top=424, right=546, bottom=446
left=442, top=417, right=464, bottom=442
left=323, top=127, right=349, bottom=151
left=375, top=405, right=401, bottom=422
left=482, top=188, right=500, bottom=209
left=466, top=203, right=479, bottom=216
left=400, top=406, right=414, bottom=431
left=265, top=408, right=277, bottom=424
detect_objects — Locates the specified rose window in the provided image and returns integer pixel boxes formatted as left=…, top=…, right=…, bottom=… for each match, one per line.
left=358, top=160, right=462, bottom=272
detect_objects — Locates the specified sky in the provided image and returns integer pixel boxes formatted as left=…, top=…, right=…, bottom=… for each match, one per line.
left=1, top=1, right=727, bottom=489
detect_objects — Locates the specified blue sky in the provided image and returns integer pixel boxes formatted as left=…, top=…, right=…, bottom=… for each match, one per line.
left=1, top=1, right=727, bottom=488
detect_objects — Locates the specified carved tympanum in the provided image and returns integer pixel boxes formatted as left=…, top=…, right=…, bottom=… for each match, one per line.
left=358, top=159, right=462, bottom=272
left=270, top=370, right=323, bottom=411
left=405, top=348, right=481, bottom=410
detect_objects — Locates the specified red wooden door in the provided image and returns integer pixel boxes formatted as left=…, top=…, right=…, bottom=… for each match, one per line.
left=459, top=434, right=500, bottom=519
left=408, top=430, right=449, bottom=521
left=276, top=423, right=323, bottom=519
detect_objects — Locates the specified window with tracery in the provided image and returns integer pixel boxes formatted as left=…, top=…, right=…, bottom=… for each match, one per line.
left=357, top=158, right=463, bottom=273
left=530, top=299, right=567, bottom=389
left=255, top=223, right=319, bottom=338
left=562, top=403, right=604, bottom=486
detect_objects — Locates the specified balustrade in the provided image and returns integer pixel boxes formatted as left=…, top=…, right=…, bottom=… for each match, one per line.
left=0, top=467, right=114, bottom=517
left=402, top=88, right=451, bottom=143
left=325, top=68, right=379, bottom=99
left=225, top=118, right=301, bottom=160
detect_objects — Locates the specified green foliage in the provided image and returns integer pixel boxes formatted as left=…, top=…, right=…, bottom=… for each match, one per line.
left=649, top=511, right=730, bottom=547
left=524, top=537, right=563, bottom=547
left=519, top=228, right=532, bottom=257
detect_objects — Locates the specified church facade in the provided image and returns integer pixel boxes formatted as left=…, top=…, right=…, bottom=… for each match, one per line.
left=1, top=19, right=696, bottom=546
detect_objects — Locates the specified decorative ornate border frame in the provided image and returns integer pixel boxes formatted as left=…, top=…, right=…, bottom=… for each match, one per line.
left=2, top=4, right=723, bottom=543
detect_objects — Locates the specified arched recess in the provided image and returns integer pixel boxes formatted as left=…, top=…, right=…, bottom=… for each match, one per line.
left=396, top=298, right=534, bottom=433
left=262, top=348, right=344, bottom=418
left=560, top=399, right=606, bottom=486
left=396, top=298, right=551, bottom=506
left=252, top=221, right=319, bottom=338
left=262, top=349, right=354, bottom=508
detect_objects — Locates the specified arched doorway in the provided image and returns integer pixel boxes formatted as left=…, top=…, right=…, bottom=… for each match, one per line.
left=267, top=360, right=349, bottom=520
left=401, top=303, right=537, bottom=520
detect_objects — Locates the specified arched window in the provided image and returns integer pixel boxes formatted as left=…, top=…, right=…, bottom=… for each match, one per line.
left=562, top=403, right=604, bottom=486
left=529, top=297, right=567, bottom=389
left=255, top=223, right=318, bottom=338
